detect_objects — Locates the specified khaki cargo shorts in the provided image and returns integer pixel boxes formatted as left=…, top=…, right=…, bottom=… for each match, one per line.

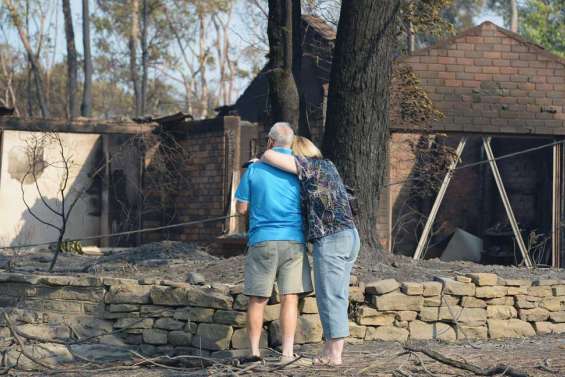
left=243, top=241, right=313, bottom=298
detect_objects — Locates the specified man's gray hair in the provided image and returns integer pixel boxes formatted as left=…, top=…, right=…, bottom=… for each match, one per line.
left=268, top=122, right=294, bottom=147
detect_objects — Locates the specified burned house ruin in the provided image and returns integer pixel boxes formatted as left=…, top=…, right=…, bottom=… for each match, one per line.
left=1, top=19, right=563, bottom=268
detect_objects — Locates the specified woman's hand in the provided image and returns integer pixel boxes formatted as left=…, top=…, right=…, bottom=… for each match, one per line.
left=242, top=158, right=259, bottom=168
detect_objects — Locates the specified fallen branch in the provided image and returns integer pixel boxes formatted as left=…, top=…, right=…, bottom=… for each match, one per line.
left=129, top=350, right=220, bottom=367
left=409, top=351, right=438, bottom=377
left=2, top=312, right=54, bottom=370
left=233, top=360, right=264, bottom=376
left=404, top=345, right=529, bottom=377
left=46, top=352, right=213, bottom=375
left=359, top=350, right=409, bottom=374
left=268, top=355, right=305, bottom=372
left=128, top=351, right=200, bottom=372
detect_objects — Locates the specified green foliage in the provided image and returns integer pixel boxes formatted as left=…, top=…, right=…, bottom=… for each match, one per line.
left=402, top=0, right=456, bottom=37
left=443, top=0, right=485, bottom=29
left=519, top=0, right=564, bottom=57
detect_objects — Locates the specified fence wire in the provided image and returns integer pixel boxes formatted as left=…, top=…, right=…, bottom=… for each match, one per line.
left=0, top=215, right=239, bottom=251
left=3, top=137, right=562, bottom=250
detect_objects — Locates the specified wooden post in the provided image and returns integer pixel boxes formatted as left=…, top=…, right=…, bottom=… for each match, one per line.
left=483, top=137, right=533, bottom=268
left=223, top=116, right=242, bottom=234
left=0, top=131, right=3, bottom=182
left=552, top=142, right=562, bottom=268
left=100, top=135, right=111, bottom=247
left=413, top=137, right=467, bottom=260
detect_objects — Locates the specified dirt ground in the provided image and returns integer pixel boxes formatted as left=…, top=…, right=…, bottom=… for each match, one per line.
left=13, top=334, right=565, bottom=376
left=1, top=241, right=563, bottom=284
left=2, top=242, right=564, bottom=376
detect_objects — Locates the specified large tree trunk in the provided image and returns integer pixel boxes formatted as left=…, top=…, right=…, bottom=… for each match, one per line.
left=81, top=0, right=93, bottom=116
left=129, top=0, right=141, bottom=117
left=267, top=0, right=299, bottom=129
left=140, top=0, right=148, bottom=115
left=4, top=0, right=49, bottom=117
left=62, top=0, right=79, bottom=118
left=322, top=0, right=401, bottom=251
left=291, top=0, right=310, bottom=139
left=510, top=0, right=518, bottom=32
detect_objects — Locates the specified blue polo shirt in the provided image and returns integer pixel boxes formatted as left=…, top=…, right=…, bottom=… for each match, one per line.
left=235, top=147, right=305, bottom=246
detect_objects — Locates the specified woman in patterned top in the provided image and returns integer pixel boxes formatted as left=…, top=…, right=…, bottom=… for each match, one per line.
left=262, top=136, right=360, bottom=366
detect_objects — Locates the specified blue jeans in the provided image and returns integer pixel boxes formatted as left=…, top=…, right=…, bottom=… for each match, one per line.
left=313, top=227, right=360, bottom=339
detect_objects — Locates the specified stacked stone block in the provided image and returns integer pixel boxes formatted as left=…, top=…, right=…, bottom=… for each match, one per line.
left=355, top=273, right=565, bottom=342
left=1, top=271, right=564, bottom=357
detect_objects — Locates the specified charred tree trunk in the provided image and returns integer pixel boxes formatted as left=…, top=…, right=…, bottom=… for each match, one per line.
left=62, top=0, right=79, bottom=118
left=140, top=0, right=148, bottom=115
left=292, top=0, right=310, bottom=138
left=267, top=0, right=299, bottom=129
left=25, top=0, right=33, bottom=116
left=212, top=17, right=225, bottom=104
left=129, top=0, right=142, bottom=117
left=322, top=0, right=401, bottom=252
left=81, top=0, right=93, bottom=116
left=198, top=12, right=209, bottom=118
left=5, top=0, right=49, bottom=117
left=510, top=0, right=518, bottom=32
left=406, top=20, right=416, bottom=53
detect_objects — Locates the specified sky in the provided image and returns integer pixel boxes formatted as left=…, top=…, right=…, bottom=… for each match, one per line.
left=1, top=0, right=262, bottom=100
left=2, top=0, right=505, bottom=106
left=476, top=9, right=504, bottom=25
left=4, top=1, right=504, bottom=57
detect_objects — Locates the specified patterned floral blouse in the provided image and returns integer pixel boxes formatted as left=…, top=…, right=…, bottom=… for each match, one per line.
left=294, top=156, right=356, bottom=241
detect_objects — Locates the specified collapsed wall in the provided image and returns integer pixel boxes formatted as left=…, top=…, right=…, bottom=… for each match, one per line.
left=0, top=271, right=564, bottom=369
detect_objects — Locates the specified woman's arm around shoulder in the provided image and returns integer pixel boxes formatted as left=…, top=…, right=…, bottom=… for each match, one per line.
left=261, top=150, right=298, bottom=174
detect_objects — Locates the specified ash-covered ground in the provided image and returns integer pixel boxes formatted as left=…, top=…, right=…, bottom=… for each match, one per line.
left=1, top=241, right=563, bottom=285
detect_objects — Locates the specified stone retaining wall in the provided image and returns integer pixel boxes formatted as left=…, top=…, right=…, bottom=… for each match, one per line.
left=1, top=272, right=564, bottom=361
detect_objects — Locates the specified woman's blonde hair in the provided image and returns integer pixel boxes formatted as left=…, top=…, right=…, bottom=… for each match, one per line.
left=291, top=136, right=322, bottom=158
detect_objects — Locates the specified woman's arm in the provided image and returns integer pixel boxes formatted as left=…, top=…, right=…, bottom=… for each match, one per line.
left=261, top=150, right=298, bottom=174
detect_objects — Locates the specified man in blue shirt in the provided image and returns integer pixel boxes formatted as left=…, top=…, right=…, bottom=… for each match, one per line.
left=236, top=122, right=312, bottom=363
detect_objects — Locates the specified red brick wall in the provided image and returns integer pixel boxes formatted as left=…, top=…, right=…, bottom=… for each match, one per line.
left=384, top=22, right=565, bottom=255
left=142, top=119, right=232, bottom=243
left=175, top=131, right=227, bottom=242
left=398, top=22, right=565, bottom=132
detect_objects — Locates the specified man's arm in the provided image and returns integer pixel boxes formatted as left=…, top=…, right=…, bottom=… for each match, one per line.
left=236, top=200, right=248, bottom=215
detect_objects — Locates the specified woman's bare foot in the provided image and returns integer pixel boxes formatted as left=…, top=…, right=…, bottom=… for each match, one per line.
left=329, top=338, right=345, bottom=365
left=313, top=340, right=343, bottom=365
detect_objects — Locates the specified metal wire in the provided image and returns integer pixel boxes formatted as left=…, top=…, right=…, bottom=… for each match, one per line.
left=0, top=215, right=239, bottom=251
left=385, top=138, right=565, bottom=188
left=454, top=138, right=565, bottom=171
left=2, top=138, right=562, bottom=250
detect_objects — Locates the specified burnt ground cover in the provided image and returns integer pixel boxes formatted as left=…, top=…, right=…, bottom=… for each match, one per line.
left=1, top=241, right=563, bottom=285
left=1, top=241, right=564, bottom=376
left=12, top=335, right=565, bottom=376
